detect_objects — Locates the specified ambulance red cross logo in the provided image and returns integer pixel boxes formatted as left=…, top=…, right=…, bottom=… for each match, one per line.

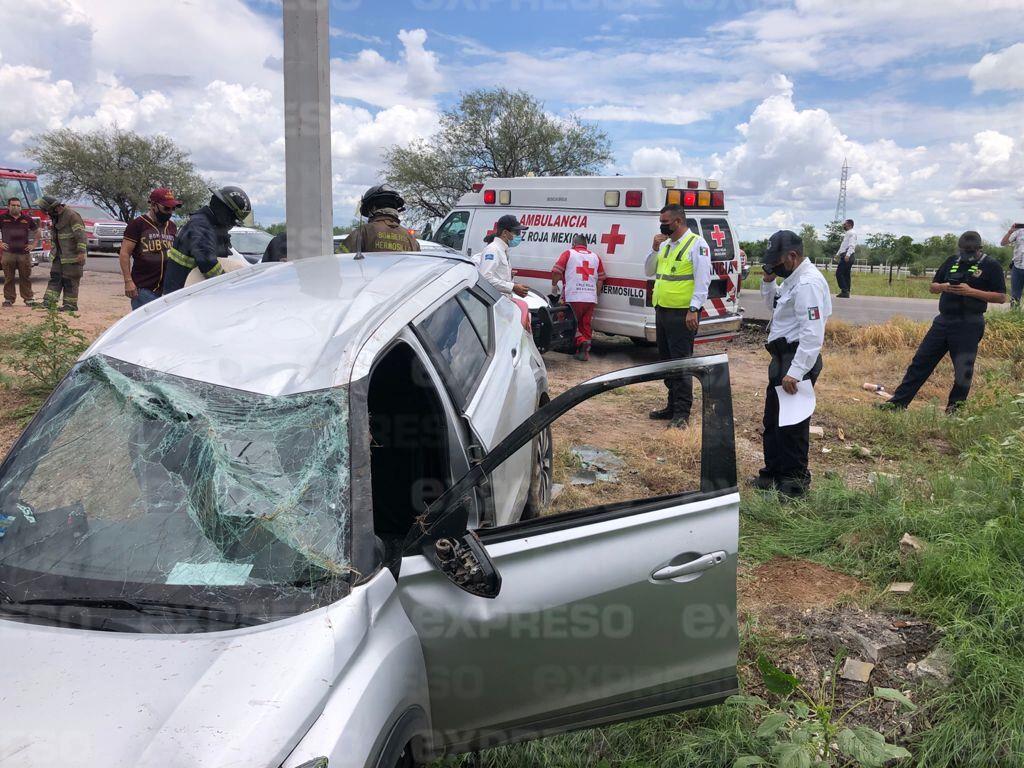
left=600, top=224, right=626, bottom=254
left=710, top=224, right=726, bottom=247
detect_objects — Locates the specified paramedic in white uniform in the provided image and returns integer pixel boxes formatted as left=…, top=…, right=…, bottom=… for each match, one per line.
left=473, top=214, right=530, bottom=298
left=755, top=229, right=832, bottom=498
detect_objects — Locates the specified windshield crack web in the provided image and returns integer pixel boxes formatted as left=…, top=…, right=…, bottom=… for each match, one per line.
left=0, top=355, right=352, bottom=603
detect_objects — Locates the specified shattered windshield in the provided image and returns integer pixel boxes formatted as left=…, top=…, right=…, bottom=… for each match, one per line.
left=0, top=356, right=351, bottom=632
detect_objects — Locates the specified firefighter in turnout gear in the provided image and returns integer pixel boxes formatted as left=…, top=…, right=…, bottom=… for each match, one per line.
left=338, top=185, right=419, bottom=254
left=644, top=203, right=712, bottom=429
left=162, top=186, right=251, bottom=295
left=35, top=195, right=87, bottom=312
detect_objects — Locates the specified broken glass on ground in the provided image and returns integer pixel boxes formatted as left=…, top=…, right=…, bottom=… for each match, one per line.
left=0, top=355, right=352, bottom=621
left=569, top=445, right=624, bottom=486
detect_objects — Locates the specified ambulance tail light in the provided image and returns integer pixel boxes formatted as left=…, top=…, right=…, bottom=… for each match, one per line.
left=498, top=190, right=511, bottom=205
left=665, top=189, right=681, bottom=206
left=683, top=190, right=697, bottom=207
left=711, top=191, right=724, bottom=209
left=625, top=190, right=643, bottom=208
left=483, top=189, right=496, bottom=204
left=604, top=190, right=620, bottom=207
left=686, top=179, right=699, bottom=189
left=707, top=179, right=720, bottom=190
left=697, top=191, right=711, bottom=207
left=471, top=183, right=484, bottom=192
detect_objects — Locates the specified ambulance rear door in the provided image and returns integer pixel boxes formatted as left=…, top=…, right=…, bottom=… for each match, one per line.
left=697, top=216, right=740, bottom=320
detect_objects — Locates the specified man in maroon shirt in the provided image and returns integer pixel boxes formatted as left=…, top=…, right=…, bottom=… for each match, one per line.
left=119, top=188, right=182, bottom=310
left=0, top=197, right=41, bottom=306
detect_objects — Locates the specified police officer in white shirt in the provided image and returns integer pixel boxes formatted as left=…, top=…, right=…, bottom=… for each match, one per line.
left=473, top=214, right=531, bottom=298
left=835, top=218, right=856, bottom=298
left=755, top=230, right=832, bottom=498
left=1000, top=219, right=1024, bottom=306
left=644, top=204, right=713, bottom=428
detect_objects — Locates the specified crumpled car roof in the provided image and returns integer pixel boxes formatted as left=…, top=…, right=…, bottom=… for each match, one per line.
left=88, top=252, right=464, bottom=396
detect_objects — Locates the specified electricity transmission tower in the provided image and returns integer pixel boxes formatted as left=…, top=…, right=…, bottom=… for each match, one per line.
left=833, top=158, right=849, bottom=223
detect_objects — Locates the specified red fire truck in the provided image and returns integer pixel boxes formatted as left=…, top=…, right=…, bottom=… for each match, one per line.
left=0, top=167, right=51, bottom=264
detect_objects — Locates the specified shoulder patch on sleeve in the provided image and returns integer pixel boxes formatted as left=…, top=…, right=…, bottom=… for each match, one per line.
left=808, top=307, right=821, bottom=321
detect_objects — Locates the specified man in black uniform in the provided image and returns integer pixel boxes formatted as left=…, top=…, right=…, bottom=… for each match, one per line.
left=162, top=186, right=252, bottom=295
left=882, top=231, right=1006, bottom=413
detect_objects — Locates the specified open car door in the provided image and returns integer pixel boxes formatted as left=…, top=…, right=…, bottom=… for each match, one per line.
left=396, top=354, right=740, bottom=757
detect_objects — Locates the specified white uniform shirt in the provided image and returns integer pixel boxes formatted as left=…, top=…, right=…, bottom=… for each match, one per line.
left=473, top=237, right=514, bottom=295
left=643, top=229, right=714, bottom=311
left=838, top=229, right=857, bottom=259
left=761, top=258, right=832, bottom=379
left=1010, top=228, right=1024, bottom=269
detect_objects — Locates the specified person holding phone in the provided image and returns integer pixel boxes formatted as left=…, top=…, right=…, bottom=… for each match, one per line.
left=881, top=231, right=1006, bottom=413
left=1000, top=221, right=1024, bottom=307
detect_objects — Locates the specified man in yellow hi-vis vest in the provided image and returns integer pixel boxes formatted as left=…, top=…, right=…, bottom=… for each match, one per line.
left=644, top=204, right=712, bottom=429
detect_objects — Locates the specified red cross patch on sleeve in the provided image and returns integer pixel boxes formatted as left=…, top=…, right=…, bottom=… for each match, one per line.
left=808, top=307, right=821, bottom=320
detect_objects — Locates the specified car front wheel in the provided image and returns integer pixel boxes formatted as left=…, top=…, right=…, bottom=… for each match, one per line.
left=523, top=425, right=553, bottom=520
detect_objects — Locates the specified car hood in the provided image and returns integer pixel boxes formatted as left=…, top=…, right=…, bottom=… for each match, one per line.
left=0, top=596, right=370, bottom=767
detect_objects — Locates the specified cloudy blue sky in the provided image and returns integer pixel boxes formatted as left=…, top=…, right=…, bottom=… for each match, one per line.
left=2, top=0, right=1023, bottom=240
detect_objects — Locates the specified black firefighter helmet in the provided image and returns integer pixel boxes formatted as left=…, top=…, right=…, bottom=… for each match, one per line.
left=210, top=185, right=252, bottom=225
left=359, top=184, right=405, bottom=218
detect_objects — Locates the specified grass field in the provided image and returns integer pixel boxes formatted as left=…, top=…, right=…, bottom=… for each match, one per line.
left=450, top=310, right=1024, bottom=768
left=742, top=268, right=943, bottom=299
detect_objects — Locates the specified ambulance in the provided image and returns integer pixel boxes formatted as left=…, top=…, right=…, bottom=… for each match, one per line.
left=430, top=176, right=743, bottom=345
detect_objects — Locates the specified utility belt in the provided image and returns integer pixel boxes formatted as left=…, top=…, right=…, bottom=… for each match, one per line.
left=765, top=338, right=800, bottom=357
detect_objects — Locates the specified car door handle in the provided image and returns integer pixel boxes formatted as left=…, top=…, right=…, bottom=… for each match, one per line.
left=651, top=551, right=727, bottom=581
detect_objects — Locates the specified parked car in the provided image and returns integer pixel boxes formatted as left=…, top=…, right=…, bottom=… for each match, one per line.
left=71, top=205, right=127, bottom=254
left=229, top=226, right=275, bottom=264
left=0, top=249, right=739, bottom=766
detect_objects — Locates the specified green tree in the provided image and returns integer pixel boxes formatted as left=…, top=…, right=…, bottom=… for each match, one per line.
left=888, top=235, right=918, bottom=283
left=24, top=127, right=209, bottom=223
left=384, top=88, right=612, bottom=222
left=823, top=220, right=845, bottom=259
left=864, top=232, right=897, bottom=282
left=921, top=234, right=958, bottom=268
left=799, top=223, right=823, bottom=264
left=740, top=239, right=768, bottom=265
left=263, top=222, right=287, bottom=236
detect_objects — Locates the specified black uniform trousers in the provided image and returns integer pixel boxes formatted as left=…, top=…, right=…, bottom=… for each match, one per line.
left=760, top=339, right=823, bottom=491
left=835, top=258, right=852, bottom=295
left=888, top=313, right=984, bottom=411
left=655, top=306, right=697, bottom=419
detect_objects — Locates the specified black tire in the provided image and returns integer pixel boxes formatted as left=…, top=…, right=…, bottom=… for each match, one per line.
left=522, top=425, right=553, bottom=520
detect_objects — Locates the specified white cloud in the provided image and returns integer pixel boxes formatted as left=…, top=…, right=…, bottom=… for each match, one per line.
left=0, top=57, right=76, bottom=144
left=970, top=43, right=1024, bottom=92
left=329, top=28, right=442, bottom=109
left=627, top=147, right=705, bottom=178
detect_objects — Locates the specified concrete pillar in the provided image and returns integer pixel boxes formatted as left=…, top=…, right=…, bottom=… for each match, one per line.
left=283, top=0, right=332, bottom=260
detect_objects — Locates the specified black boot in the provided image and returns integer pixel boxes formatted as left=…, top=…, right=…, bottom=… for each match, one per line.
left=649, top=406, right=673, bottom=420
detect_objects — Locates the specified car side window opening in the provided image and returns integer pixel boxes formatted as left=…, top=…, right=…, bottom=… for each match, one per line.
left=432, top=211, right=470, bottom=251
left=488, top=378, right=707, bottom=531
left=367, top=343, right=452, bottom=564
left=417, top=290, right=491, bottom=408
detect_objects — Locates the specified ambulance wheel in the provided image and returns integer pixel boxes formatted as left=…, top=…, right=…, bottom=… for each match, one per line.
left=630, top=337, right=656, bottom=348
left=523, top=426, right=553, bottom=520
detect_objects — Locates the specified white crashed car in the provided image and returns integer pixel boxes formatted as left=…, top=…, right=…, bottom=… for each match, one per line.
left=0, top=249, right=741, bottom=766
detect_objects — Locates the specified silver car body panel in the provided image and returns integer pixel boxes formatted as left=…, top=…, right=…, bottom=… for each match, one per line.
left=0, top=573, right=423, bottom=767
left=85, top=253, right=472, bottom=397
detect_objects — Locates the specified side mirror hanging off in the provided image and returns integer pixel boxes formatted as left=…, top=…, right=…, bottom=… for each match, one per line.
left=424, top=529, right=501, bottom=599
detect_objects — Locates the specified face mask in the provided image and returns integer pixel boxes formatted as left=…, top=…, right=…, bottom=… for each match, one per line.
left=154, top=210, right=173, bottom=224
left=509, top=235, right=523, bottom=248
left=659, top=223, right=674, bottom=236
left=772, top=263, right=793, bottom=279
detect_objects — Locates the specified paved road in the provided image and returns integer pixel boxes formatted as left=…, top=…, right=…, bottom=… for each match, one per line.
left=738, top=287, right=1011, bottom=325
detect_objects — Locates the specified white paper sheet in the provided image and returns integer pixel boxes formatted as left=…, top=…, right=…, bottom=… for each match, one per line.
left=776, top=379, right=816, bottom=427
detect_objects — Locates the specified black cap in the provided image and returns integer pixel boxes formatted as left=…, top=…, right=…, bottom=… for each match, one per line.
left=496, top=214, right=528, bottom=234
left=958, top=230, right=982, bottom=253
left=763, top=229, right=803, bottom=267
